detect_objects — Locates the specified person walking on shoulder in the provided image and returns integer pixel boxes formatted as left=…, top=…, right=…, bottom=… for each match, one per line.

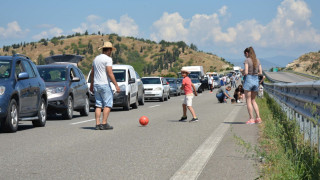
left=179, top=67, right=198, bottom=122
left=243, top=47, right=262, bottom=124
left=89, top=42, right=120, bottom=130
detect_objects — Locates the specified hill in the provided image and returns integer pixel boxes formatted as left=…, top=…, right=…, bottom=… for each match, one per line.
left=285, top=51, right=320, bottom=76
left=0, top=33, right=231, bottom=77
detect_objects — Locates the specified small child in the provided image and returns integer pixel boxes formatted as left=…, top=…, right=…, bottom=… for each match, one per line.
left=179, top=67, right=198, bottom=122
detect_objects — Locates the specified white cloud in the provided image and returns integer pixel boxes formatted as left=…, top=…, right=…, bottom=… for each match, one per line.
left=150, top=0, right=320, bottom=57
left=150, top=12, right=188, bottom=42
left=0, top=21, right=29, bottom=39
left=72, top=14, right=139, bottom=37
left=219, top=6, right=228, bottom=16
left=32, top=27, right=63, bottom=40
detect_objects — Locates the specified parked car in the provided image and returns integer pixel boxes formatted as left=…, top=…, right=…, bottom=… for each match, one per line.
left=165, top=78, right=181, bottom=96
left=0, top=54, right=47, bottom=133
left=213, top=76, right=221, bottom=88
left=141, top=77, right=170, bottom=102
left=87, top=65, right=144, bottom=111
left=191, top=78, right=203, bottom=93
left=37, top=64, right=89, bottom=119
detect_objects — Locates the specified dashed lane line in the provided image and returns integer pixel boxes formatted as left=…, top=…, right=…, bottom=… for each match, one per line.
left=149, top=105, right=161, bottom=108
left=170, top=106, right=242, bottom=180
left=70, top=119, right=95, bottom=125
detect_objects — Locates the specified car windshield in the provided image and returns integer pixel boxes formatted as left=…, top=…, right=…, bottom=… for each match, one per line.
left=177, top=79, right=182, bottom=83
left=141, top=78, right=161, bottom=84
left=38, top=67, right=67, bottom=82
left=213, top=76, right=219, bottom=80
left=166, top=79, right=175, bottom=84
left=191, top=79, right=200, bottom=83
left=0, top=60, right=11, bottom=78
left=113, top=69, right=126, bottom=82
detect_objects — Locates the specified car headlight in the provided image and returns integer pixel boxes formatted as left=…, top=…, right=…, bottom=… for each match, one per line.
left=119, top=85, right=126, bottom=91
left=0, top=86, right=5, bottom=95
left=46, top=86, right=66, bottom=94
left=155, top=87, right=162, bottom=91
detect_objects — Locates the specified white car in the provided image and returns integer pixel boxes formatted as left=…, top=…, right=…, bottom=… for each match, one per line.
left=191, top=78, right=202, bottom=93
left=87, top=65, right=143, bottom=111
left=141, top=77, right=170, bottom=102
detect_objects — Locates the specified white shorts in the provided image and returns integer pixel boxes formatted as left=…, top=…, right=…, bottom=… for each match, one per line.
left=183, top=94, right=194, bottom=106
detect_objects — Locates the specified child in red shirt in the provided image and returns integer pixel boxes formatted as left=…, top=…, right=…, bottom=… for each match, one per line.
left=179, top=67, right=198, bottom=122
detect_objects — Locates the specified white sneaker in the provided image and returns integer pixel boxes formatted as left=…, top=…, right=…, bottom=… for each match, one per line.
left=237, top=100, right=240, bottom=103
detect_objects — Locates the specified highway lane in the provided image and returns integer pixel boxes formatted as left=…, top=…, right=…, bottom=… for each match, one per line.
left=264, top=71, right=314, bottom=83
left=0, top=88, right=251, bottom=179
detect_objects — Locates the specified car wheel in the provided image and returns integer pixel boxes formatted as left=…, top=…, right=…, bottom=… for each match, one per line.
left=80, top=96, right=89, bottom=116
left=164, top=92, right=168, bottom=101
left=168, top=92, right=170, bottom=99
left=123, top=95, right=130, bottom=111
left=32, top=98, right=47, bottom=127
left=62, top=96, right=73, bottom=120
left=1, top=99, right=19, bottom=133
left=160, top=93, right=164, bottom=102
left=131, top=95, right=138, bottom=109
left=138, top=93, right=145, bottom=105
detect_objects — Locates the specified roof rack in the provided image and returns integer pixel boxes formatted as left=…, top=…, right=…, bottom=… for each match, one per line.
left=13, top=54, right=30, bottom=59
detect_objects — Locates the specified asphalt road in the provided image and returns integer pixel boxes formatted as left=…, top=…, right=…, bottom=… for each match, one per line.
left=264, top=71, right=314, bottom=83
left=0, top=86, right=258, bottom=180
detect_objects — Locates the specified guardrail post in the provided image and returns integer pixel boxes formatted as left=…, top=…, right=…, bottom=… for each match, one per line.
left=300, top=114, right=304, bottom=133
left=304, top=117, right=310, bottom=143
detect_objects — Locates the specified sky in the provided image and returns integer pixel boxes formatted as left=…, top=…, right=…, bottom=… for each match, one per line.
left=1, top=0, right=320, bottom=60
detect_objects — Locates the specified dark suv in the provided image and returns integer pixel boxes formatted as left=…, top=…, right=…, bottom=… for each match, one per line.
left=0, top=54, right=47, bottom=133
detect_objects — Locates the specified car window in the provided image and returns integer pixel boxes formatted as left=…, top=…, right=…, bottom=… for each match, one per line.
left=22, top=60, right=36, bottom=78
left=191, top=79, right=200, bottom=83
left=141, top=78, right=161, bottom=84
left=15, top=61, right=24, bottom=77
left=76, top=68, right=85, bottom=80
left=72, top=67, right=80, bottom=78
left=0, top=60, right=11, bottom=78
left=113, top=69, right=126, bottom=82
left=38, top=67, right=68, bottom=82
left=162, top=78, right=167, bottom=84
left=135, top=71, right=141, bottom=79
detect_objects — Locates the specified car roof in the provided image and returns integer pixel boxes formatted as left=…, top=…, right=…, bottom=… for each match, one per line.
left=37, top=64, right=75, bottom=68
left=112, top=64, right=133, bottom=69
left=141, top=76, right=161, bottom=78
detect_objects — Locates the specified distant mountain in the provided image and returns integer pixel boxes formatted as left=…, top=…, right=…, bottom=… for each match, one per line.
left=227, top=55, right=296, bottom=70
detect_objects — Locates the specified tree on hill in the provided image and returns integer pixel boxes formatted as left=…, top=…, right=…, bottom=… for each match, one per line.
left=37, top=54, right=45, bottom=65
left=85, top=30, right=89, bottom=36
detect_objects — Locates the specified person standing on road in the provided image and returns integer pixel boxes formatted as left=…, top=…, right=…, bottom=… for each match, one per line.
left=208, top=74, right=213, bottom=93
left=179, top=67, right=198, bottom=122
left=89, top=42, right=120, bottom=130
left=231, top=74, right=237, bottom=88
left=216, top=86, right=233, bottom=103
left=243, top=47, right=262, bottom=124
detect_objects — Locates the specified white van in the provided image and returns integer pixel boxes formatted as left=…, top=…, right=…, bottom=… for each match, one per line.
left=87, top=65, right=143, bottom=111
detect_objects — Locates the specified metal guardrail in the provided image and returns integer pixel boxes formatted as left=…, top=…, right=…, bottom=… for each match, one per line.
left=264, top=81, right=320, bottom=152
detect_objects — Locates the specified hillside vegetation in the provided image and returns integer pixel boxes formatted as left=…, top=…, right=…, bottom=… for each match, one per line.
left=0, top=33, right=231, bottom=77
left=286, top=51, right=320, bottom=76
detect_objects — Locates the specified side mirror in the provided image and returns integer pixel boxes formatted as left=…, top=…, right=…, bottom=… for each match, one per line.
left=18, top=72, right=29, bottom=80
left=72, top=77, right=80, bottom=82
left=129, top=78, right=135, bottom=84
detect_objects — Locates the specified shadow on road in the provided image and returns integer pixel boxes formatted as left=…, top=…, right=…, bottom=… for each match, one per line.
left=223, top=122, right=246, bottom=124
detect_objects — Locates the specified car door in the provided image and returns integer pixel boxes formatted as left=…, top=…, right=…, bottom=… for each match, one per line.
left=162, top=78, right=169, bottom=96
left=129, top=68, right=138, bottom=102
left=70, top=67, right=81, bottom=107
left=15, top=60, right=29, bottom=115
left=21, top=60, right=39, bottom=115
left=76, top=67, right=88, bottom=105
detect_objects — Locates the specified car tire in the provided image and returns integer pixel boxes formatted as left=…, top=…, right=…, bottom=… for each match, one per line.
left=32, top=98, right=47, bottom=127
left=164, top=92, right=168, bottom=101
left=160, top=93, right=164, bottom=102
left=80, top=96, right=89, bottom=116
left=123, top=95, right=130, bottom=111
left=168, top=93, right=170, bottom=99
left=62, top=96, right=73, bottom=120
left=131, top=95, right=138, bottom=109
left=138, top=93, right=145, bottom=105
left=1, top=99, right=19, bottom=133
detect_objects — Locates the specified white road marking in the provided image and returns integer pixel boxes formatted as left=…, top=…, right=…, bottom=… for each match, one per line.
left=170, top=106, right=242, bottom=180
left=70, top=119, right=95, bottom=125
left=149, top=105, right=160, bottom=108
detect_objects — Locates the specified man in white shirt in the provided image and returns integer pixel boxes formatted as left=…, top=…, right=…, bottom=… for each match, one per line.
left=208, top=74, right=213, bottom=93
left=90, top=42, right=120, bottom=130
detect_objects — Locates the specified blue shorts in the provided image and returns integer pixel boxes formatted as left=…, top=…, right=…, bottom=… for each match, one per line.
left=94, top=84, right=113, bottom=108
left=216, top=92, right=225, bottom=103
left=243, top=75, right=259, bottom=92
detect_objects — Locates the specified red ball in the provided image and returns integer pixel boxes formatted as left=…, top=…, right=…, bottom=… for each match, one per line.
left=139, top=116, right=149, bottom=126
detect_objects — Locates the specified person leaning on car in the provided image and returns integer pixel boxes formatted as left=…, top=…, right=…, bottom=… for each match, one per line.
left=89, top=41, right=120, bottom=130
